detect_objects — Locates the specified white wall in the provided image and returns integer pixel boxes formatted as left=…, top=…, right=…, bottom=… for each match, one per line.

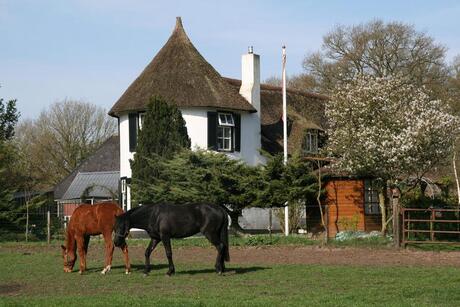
left=180, top=108, right=208, bottom=149
left=119, top=107, right=264, bottom=181
left=227, top=111, right=264, bottom=166
left=119, top=114, right=134, bottom=178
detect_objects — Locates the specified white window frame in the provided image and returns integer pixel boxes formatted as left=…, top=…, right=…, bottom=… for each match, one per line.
left=218, top=113, right=235, bottom=127
left=217, top=126, right=232, bottom=151
left=304, top=130, right=319, bottom=154
left=138, top=112, right=146, bottom=130
left=217, top=113, right=234, bottom=151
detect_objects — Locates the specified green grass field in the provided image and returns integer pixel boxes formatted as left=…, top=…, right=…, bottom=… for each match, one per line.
left=1, top=238, right=460, bottom=306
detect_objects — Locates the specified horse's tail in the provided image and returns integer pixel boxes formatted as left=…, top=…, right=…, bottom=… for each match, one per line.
left=220, top=210, right=230, bottom=262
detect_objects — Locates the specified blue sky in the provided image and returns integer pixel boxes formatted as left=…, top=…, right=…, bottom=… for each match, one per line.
left=1, top=0, right=460, bottom=120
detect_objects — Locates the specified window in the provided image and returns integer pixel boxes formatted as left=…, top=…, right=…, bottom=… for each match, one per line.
left=218, top=113, right=234, bottom=126
left=303, top=130, right=318, bottom=154
left=364, top=180, right=380, bottom=215
left=208, top=112, right=241, bottom=152
left=217, top=113, right=234, bottom=151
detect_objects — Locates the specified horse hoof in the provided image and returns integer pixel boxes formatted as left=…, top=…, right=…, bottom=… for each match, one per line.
left=143, top=273, right=149, bottom=277
left=101, top=266, right=111, bottom=275
left=79, top=271, right=83, bottom=275
left=125, top=270, right=131, bottom=275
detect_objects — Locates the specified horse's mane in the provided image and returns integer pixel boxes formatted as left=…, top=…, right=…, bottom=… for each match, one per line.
left=126, top=204, right=153, bottom=217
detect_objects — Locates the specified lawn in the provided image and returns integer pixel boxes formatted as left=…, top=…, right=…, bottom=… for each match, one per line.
left=1, top=238, right=460, bottom=306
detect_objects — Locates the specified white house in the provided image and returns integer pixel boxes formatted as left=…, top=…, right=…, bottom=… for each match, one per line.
left=109, top=17, right=327, bottom=215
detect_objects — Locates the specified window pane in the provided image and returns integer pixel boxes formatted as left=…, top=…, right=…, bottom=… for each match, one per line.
left=364, top=179, right=380, bottom=215
left=218, top=114, right=226, bottom=125
left=217, top=127, right=223, bottom=138
left=226, top=114, right=234, bottom=125
left=217, top=138, right=224, bottom=150
left=312, top=134, right=318, bottom=152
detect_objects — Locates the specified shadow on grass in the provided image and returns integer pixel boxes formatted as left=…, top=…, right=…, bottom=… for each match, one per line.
left=82, top=263, right=169, bottom=273
left=176, top=266, right=269, bottom=275
left=83, top=265, right=269, bottom=276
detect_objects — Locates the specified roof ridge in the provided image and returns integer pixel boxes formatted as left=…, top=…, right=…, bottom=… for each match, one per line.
left=76, top=171, right=120, bottom=175
left=223, top=77, right=329, bottom=100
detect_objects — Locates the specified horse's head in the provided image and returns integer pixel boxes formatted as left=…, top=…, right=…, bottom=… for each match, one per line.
left=61, top=244, right=76, bottom=272
left=113, top=214, right=129, bottom=248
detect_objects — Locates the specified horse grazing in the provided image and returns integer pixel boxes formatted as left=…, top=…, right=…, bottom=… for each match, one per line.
left=61, top=202, right=131, bottom=275
left=113, top=203, right=230, bottom=276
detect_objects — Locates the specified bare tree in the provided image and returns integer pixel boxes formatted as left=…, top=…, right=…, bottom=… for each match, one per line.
left=15, top=99, right=117, bottom=188
left=264, top=73, right=318, bottom=92
left=303, top=20, right=448, bottom=94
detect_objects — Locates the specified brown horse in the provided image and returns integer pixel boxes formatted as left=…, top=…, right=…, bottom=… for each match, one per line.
left=61, top=202, right=131, bottom=275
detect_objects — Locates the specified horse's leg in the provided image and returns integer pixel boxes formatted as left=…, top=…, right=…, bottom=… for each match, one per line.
left=83, top=235, right=90, bottom=254
left=144, top=238, right=160, bottom=276
left=76, top=236, right=86, bottom=274
left=121, top=244, right=131, bottom=275
left=161, top=237, right=175, bottom=276
left=204, top=232, right=224, bottom=274
left=101, top=231, right=114, bottom=275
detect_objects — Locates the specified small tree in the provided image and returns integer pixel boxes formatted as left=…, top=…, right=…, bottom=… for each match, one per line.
left=0, top=98, right=19, bottom=141
left=133, top=149, right=260, bottom=233
left=0, top=97, right=22, bottom=235
left=130, top=96, right=191, bottom=205
left=326, top=75, right=460, bottom=234
left=257, top=153, right=319, bottom=234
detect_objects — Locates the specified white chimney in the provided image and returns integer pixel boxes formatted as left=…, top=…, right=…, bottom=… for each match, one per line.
left=239, top=47, right=260, bottom=114
left=238, top=47, right=263, bottom=166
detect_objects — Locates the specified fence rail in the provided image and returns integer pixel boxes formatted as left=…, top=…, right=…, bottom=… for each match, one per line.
left=401, top=207, right=460, bottom=246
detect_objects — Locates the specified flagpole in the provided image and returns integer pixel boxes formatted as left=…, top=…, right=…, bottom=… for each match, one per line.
left=282, top=45, right=289, bottom=236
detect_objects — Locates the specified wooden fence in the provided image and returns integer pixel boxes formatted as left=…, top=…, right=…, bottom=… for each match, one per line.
left=401, top=207, right=460, bottom=246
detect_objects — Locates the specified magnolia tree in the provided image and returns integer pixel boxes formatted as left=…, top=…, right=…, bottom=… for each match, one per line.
left=326, top=75, right=460, bottom=233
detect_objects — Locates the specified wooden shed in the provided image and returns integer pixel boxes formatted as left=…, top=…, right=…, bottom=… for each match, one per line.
left=321, top=178, right=382, bottom=238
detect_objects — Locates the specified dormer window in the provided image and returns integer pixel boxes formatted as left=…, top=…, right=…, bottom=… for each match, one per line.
left=303, top=129, right=319, bottom=154
left=217, top=113, right=234, bottom=151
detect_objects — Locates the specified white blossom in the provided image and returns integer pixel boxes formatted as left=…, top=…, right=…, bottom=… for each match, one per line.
left=326, top=74, right=460, bottom=181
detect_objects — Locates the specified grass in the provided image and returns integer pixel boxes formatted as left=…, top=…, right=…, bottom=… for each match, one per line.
left=0, top=234, right=391, bottom=250
left=2, top=241, right=460, bottom=306
left=6, top=232, right=460, bottom=252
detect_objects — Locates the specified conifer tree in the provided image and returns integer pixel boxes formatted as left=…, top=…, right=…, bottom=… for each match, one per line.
left=0, top=98, right=22, bottom=235
left=130, top=96, right=191, bottom=204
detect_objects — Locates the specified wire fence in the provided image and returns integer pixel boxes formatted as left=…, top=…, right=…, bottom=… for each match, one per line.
left=0, top=211, right=65, bottom=242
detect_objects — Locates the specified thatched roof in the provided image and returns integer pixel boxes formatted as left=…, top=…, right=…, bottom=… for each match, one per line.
left=109, top=17, right=256, bottom=117
left=224, top=78, right=327, bottom=154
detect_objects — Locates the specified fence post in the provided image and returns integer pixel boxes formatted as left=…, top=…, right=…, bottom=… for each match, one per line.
left=392, top=197, right=400, bottom=248
left=325, top=204, right=329, bottom=244
left=401, top=208, right=406, bottom=248
left=47, top=211, right=51, bottom=245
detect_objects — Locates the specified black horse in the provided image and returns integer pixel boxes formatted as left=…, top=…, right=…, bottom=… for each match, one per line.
left=113, top=203, right=230, bottom=276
